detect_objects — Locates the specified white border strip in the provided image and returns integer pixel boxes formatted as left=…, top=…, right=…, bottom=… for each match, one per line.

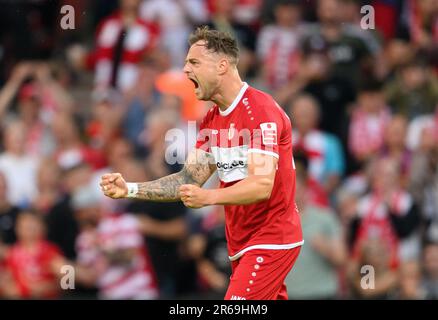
left=219, top=82, right=249, bottom=116
left=247, top=148, right=279, bottom=159
left=228, top=240, right=304, bottom=261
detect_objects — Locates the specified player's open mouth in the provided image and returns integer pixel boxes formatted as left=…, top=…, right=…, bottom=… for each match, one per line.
left=189, top=78, right=199, bottom=89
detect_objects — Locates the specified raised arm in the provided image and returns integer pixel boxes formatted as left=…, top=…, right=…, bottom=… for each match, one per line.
left=100, top=148, right=216, bottom=202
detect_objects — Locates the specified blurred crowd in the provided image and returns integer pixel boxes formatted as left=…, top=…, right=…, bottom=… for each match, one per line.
left=0, top=0, right=437, bottom=300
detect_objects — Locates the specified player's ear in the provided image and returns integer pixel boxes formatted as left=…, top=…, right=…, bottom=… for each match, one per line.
left=217, top=57, right=229, bottom=75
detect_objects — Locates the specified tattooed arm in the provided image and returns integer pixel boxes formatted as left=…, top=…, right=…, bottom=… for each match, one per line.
left=99, top=149, right=216, bottom=202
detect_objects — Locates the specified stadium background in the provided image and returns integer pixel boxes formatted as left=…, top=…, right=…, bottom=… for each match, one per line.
left=0, top=0, right=436, bottom=300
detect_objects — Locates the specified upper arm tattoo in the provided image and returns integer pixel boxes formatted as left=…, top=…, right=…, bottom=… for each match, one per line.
left=134, top=149, right=216, bottom=202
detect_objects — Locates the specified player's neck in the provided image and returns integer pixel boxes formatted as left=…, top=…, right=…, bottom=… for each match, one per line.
left=213, top=76, right=245, bottom=112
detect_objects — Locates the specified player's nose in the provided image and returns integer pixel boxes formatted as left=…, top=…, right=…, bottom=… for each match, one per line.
left=183, top=62, right=191, bottom=75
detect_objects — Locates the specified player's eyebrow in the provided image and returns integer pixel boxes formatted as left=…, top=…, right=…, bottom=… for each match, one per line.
left=185, top=58, right=199, bottom=65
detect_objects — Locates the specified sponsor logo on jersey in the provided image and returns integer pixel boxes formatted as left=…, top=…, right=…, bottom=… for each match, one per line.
left=216, top=160, right=246, bottom=171
left=230, top=295, right=246, bottom=300
left=260, top=122, right=277, bottom=145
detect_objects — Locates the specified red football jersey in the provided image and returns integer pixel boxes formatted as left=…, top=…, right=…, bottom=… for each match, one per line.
left=196, top=83, right=303, bottom=261
left=5, top=240, right=63, bottom=298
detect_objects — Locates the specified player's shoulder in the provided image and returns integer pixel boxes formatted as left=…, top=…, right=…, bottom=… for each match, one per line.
left=244, top=86, right=288, bottom=120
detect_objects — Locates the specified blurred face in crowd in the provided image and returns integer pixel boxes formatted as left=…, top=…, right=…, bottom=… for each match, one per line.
left=290, top=96, right=320, bottom=134
left=145, top=108, right=179, bottom=147
left=358, top=90, right=385, bottom=113
left=317, top=0, right=341, bottom=24
left=184, top=41, right=232, bottom=101
left=340, top=0, right=360, bottom=23
left=119, top=160, right=147, bottom=182
left=401, top=65, right=427, bottom=90
left=386, top=40, right=414, bottom=69
left=424, top=244, right=438, bottom=279
left=51, top=113, right=79, bottom=146
left=361, top=239, right=390, bottom=271
left=418, top=0, right=438, bottom=16
left=274, top=3, right=301, bottom=28
left=120, top=0, right=141, bottom=12
left=75, top=205, right=101, bottom=228
left=371, top=158, right=401, bottom=194
left=3, top=121, right=27, bottom=155
left=16, top=213, right=45, bottom=244
left=37, top=158, right=61, bottom=191
left=107, top=138, right=134, bottom=168
left=18, top=87, right=41, bottom=125
left=385, top=116, right=408, bottom=150
left=419, top=125, right=438, bottom=152
left=399, top=260, right=422, bottom=298
left=63, top=164, right=92, bottom=193
left=213, top=0, right=236, bottom=18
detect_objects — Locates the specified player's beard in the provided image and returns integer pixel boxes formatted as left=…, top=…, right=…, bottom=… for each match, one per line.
left=197, top=79, right=219, bottom=102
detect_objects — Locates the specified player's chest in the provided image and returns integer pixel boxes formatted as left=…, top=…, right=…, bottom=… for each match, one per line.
left=206, top=114, right=251, bottom=183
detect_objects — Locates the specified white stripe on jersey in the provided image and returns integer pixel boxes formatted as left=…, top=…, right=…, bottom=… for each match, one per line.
left=228, top=240, right=305, bottom=261
left=247, top=148, right=279, bottom=159
left=219, top=82, right=249, bottom=116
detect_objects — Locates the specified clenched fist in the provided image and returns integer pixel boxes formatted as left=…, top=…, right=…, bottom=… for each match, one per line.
left=100, top=173, right=128, bottom=199
left=179, top=184, right=214, bottom=209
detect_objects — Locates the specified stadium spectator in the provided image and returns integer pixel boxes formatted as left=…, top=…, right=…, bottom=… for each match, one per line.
left=140, top=0, right=208, bottom=68
left=122, top=62, right=162, bottom=151
left=300, top=0, right=381, bottom=87
left=32, top=158, right=62, bottom=215
left=1, top=210, right=66, bottom=299
left=45, top=163, right=93, bottom=260
left=75, top=0, right=160, bottom=93
left=348, top=80, right=392, bottom=165
left=274, top=49, right=356, bottom=164
left=397, top=259, right=427, bottom=299
left=0, top=120, right=39, bottom=209
left=122, top=113, right=190, bottom=298
left=347, top=238, right=399, bottom=299
left=385, top=58, right=438, bottom=119
left=379, top=115, right=413, bottom=187
left=87, top=89, right=125, bottom=151
left=205, top=0, right=257, bottom=78
left=51, top=112, right=107, bottom=171
left=349, top=158, right=421, bottom=272
left=187, top=206, right=230, bottom=299
left=256, top=0, right=302, bottom=91
left=422, top=242, right=438, bottom=299
left=409, top=123, right=438, bottom=244
left=72, top=185, right=159, bottom=300
left=285, top=152, right=346, bottom=299
left=0, top=172, right=19, bottom=246
left=404, top=0, right=438, bottom=52
left=290, top=94, right=345, bottom=195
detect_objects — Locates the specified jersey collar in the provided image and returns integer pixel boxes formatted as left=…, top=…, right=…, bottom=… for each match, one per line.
left=219, top=82, right=249, bottom=117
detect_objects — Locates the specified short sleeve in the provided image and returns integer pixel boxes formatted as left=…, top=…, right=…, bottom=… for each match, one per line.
left=246, top=107, right=284, bottom=159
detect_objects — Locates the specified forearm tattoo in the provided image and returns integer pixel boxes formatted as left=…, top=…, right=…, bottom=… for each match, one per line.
left=134, top=150, right=215, bottom=202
